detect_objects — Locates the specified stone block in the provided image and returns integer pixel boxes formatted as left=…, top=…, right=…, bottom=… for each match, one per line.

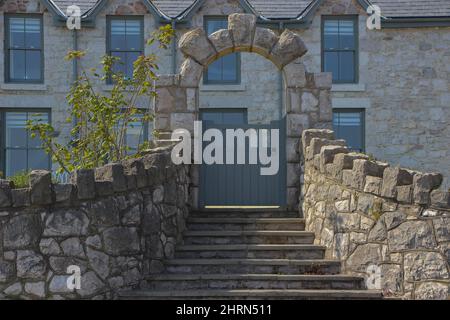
left=387, top=221, right=436, bottom=251
left=228, top=13, right=256, bottom=49
left=381, top=167, right=414, bottom=199
left=308, top=138, right=346, bottom=160
left=301, top=129, right=334, bottom=152
left=11, top=188, right=30, bottom=207
left=73, top=169, right=95, bottom=200
left=44, top=209, right=89, bottom=237
left=430, top=190, right=450, bottom=209
left=95, top=163, right=127, bottom=193
left=0, top=180, right=13, bottom=207
left=54, top=184, right=74, bottom=203
left=16, top=250, right=46, bottom=279
left=252, top=27, right=279, bottom=57
left=4, top=214, right=42, bottom=250
left=314, top=73, right=332, bottom=89
left=179, top=58, right=203, bottom=87
left=208, top=29, right=233, bottom=55
left=179, top=28, right=216, bottom=65
left=170, top=113, right=195, bottom=133
left=319, top=90, right=332, bottom=121
left=123, top=159, right=147, bottom=189
left=102, top=227, right=140, bottom=255
left=320, top=145, right=348, bottom=172
left=404, top=251, right=449, bottom=282
left=95, top=181, right=114, bottom=197
left=396, top=185, right=412, bottom=203
left=271, top=29, right=307, bottom=68
left=284, top=63, right=307, bottom=88
left=0, top=259, right=15, bottom=283
left=29, top=170, right=52, bottom=205
left=413, top=173, right=443, bottom=204
left=364, top=176, right=382, bottom=195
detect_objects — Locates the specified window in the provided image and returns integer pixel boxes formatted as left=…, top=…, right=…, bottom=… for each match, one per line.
left=5, top=15, right=43, bottom=83
left=322, top=16, right=358, bottom=83
left=204, top=17, right=240, bottom=84
left=116, top=112, right=149, bottom=155
left=333, top=109, right=365, bottom=152
left=0, top=110, right=51, bottom=178
left=107, top=16, right=143, bottom=81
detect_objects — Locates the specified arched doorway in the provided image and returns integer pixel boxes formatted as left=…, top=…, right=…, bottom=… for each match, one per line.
left=154, top=14, right=332, bottom=210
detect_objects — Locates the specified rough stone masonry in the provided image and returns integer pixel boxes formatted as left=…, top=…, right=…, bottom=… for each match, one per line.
left=0, top=147, right=190, bottom=299
left=301, top=129, right=450, bottom=300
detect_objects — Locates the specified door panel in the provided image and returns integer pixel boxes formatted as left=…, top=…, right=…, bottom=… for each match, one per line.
left=199, top=109, right=286, bottom=208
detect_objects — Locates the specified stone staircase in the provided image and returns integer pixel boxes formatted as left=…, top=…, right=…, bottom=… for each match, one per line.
left=119, top=211, right=382, bottom=300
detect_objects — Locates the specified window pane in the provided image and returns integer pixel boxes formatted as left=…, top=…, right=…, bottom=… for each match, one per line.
left=112, top=51, right=126, bottom=75
left=222, top=53, right=238, bottom=81
left=324, top=20, right=339, bottom=50
left=28, top=112, right=49, bottom=148
left=9, top=18, right=25, bottom=48
left=110, top=20, right=126, bottom=50
left=26, top=50, right=41, bottom=80
left=6, top=149, right=27, bottom=177
left=126, top=20, right=142, bottom=50
left=25, top=18, right=41, bottom=49
left=339, top=20, right=355, bottom=50
left=333, top=111, right=363, bottom=152
left=339, top=51, right=355, bottom=82
left=10, top=50, right=26, bottom=80
left=28, top=149, right=49, bottom=170
left=324, top=51, right=339, bottom=82
left=5, top=112, right=27, bottom=148
left=207, top=58, right=222, bottom=81
left=126, top=51, right=140, bottom=79
left=206, top=19, right=226, bottom=35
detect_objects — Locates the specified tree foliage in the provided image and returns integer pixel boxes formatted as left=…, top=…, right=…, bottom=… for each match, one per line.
left=27, top=25, right=174, bottom=174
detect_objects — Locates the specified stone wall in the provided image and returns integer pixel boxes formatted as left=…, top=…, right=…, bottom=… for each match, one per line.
left=301, top=129, right=450, bottom=299
left=0, top=148, right=190, bottom=299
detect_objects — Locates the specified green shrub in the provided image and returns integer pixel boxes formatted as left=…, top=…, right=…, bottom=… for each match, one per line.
left=8, top=171, right=30, bottom=189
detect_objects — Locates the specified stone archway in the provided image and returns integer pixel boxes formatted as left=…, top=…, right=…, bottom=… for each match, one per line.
left=155, top=13, right=333, bottom=210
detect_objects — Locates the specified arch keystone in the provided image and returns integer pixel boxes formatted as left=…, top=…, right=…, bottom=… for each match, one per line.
left=228, top=13, right=257, bottom=50
left=271, top=29, right=308, bottom=68
left=179, top=28, right=217, bottom=66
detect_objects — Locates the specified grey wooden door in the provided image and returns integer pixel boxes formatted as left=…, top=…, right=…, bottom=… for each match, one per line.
left=199, top=109, right=286, bottom=208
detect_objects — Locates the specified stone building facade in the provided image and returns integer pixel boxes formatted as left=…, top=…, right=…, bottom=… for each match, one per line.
left=0, top=0, right=449, bottom=191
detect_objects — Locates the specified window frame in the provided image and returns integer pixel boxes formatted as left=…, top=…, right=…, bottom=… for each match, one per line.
left=332, top=108, right=365, bottom=152
left=106, top=15, right=145, bottom=83
left=203, top=16, right=241, bottom=85
left=321, top=15, right=359, bottom=84
left=0, top=108, right=52, bottom=177
left=4, top=13, right=44, bottom=84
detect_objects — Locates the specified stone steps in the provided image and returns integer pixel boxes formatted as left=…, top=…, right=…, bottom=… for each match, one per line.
left=189, top=211, right=300, bottom=219
left=120, top=210, right=382, bottom=300
left=183, top=230, right=315, bottom=245
left=164, top=258, right=341, bottom=274
left=174, top=244, right=326, bottom=259
left=142, top=274, right=365, bottom=290
left=187, top=218, right=305, bottom=231
left=119, top=289, right=382, bottom=300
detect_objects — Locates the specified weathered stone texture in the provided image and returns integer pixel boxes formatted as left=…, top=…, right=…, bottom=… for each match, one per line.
left=302, top=129, right=450, bottom=300
left=0, top=149, right=190, bottom=299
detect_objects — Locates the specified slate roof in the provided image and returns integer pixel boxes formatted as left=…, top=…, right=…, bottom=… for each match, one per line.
left=46, top=0, right=450, bottom=19
left=369, top=0, right=450, bottom=18
left=51, top=0, right=98, bottom=15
